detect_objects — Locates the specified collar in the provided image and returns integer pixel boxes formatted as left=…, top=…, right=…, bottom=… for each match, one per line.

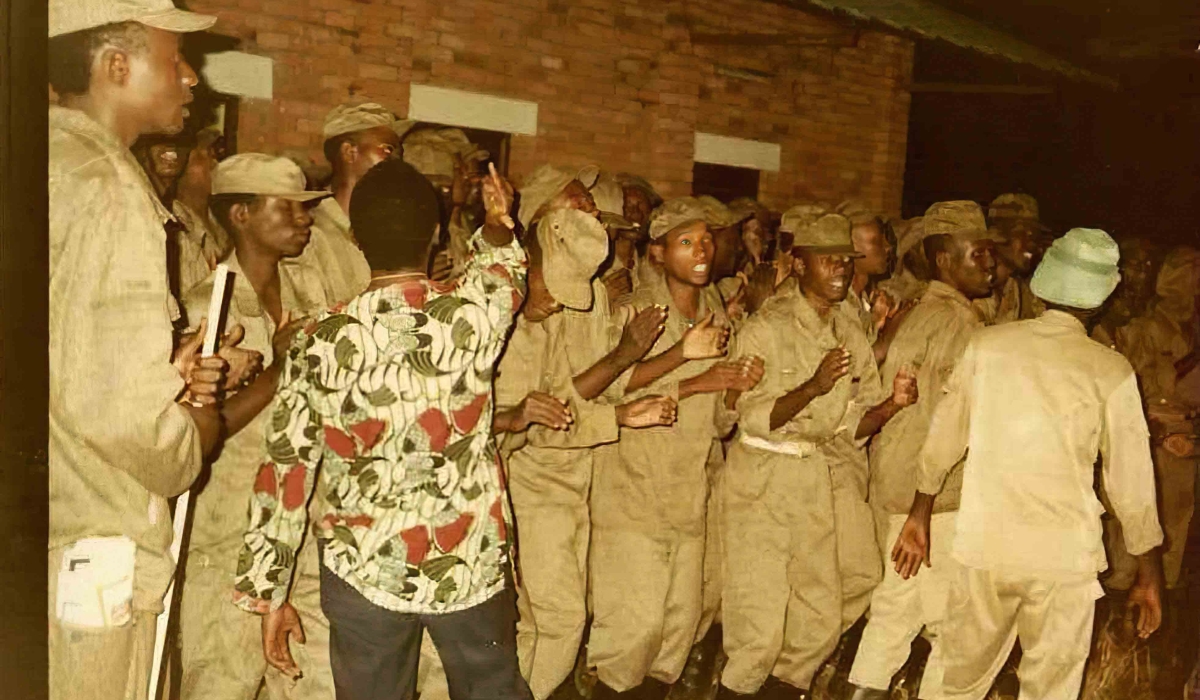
left=924, top=280, right=976, bottom=310
left=50, top=106, right=175, bottom=226
left=1038, top=309, right=1088, bottom=335
left=225, top=252, right=306, bottom=320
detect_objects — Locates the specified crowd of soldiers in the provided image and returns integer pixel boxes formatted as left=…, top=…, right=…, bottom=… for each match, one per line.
left=47, top=2, right=1199, bottom=700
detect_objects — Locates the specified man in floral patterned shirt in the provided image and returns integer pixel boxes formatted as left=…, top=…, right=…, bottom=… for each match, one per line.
left=233, top=158, right=531, bottom=700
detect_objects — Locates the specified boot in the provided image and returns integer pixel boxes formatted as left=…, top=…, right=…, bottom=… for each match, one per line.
left=668, top=626, right=723, bottom=700
left=715, top=685, right=754, bottom=700
left=846, top=687, right=888, bottom=700
left=757, top=676, right=807, bottom=700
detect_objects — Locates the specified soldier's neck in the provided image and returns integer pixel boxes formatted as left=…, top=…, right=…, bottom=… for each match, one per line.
left=665, top=275, right=702, bottom=320
left=236, top=244, right=283, bottom=303
left=60, top=93, right=143, bottom=148
left=329, top=172, right=357, bottom=216
left=801, top=287, right=836, bottom=319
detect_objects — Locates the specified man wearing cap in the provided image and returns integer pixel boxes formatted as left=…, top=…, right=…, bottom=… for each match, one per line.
left=1111, top=247, right=1199, bottom=676
left=717, top=213, right=916, bottom=700
left=291, top=101, right=414, bottom=306
left=47, top=2, right=238, bottom=699
left=844, top=202, right=999, bottom=700
left=178, top=154, right=333, bottom=700
left=696, top=195, right=753, bottom=309
left=493, top=208, right=676, bottom=700
left=891, top=228, right=1164, bottom=700
left=835, top=201, right=893, bottom=343
left=233, top=158, right=533, bottom=699
left=988, top=193, right=1052, bottom=322
left=588, top=197, right=763, bottom=699
left=173, top=127, right=232, bottom=298
left=518, top=165, right=601, bottom=235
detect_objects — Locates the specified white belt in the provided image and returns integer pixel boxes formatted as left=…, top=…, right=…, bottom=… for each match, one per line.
left=739, top=434, right=817, bottom=458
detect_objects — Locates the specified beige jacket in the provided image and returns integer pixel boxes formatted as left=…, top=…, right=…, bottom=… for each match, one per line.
left=869, top=282, right=983, bottom=516
left=919, top=312, right=1163, bottom=575
left=591, top=270, right=735, bottom=537
left=49, top=106, right=201, bottom=611
left=494, top=280, right=623, bottom=458
left=729, top=285, right=886, bottom=500
left=287, top=197, right=371, bottom=306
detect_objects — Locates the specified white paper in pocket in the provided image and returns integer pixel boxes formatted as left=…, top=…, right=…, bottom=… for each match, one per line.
left=55, top=536, right=136, bottom=628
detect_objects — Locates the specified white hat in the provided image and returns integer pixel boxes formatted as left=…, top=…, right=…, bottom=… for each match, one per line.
left=1029, top=228, right=1121, bottom=309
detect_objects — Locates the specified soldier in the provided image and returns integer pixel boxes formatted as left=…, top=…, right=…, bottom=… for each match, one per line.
left=845, top=202, right=999, bottom=700
left=46, top=2, right=243, bottom=698
left=494, top=207, right=676, bottom=700
left=588, top=198, right=764, bottom=699
left=1112, top=247, right=1200, bottom=686
left=717, top=213, right=916, bottom=700
left=892, top=228, right=1164, bottom=700
left=988, top=193, right=1052, bottom=321
left=877, top=217, right=930, bottom=304
left=1092, top=237, right=1157, bottom=349
left=292, top=102, right=415, bottom=305
left=179, top=154, right=333, bottom=700
left=172, top=127, right=232, bottom=297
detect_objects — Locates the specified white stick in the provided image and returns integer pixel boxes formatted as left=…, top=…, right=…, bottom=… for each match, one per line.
left=148, top=264, right=230, bottom=700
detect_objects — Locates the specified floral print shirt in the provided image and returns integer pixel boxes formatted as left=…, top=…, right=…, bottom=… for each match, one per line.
left=234, top=231, right=527, bottom=614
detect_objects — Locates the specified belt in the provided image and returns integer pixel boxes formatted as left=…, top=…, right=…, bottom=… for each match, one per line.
left=739, top=434, right=818, bottom=458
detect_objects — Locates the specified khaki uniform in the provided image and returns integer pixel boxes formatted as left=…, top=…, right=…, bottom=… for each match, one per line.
left=721, top=286, right=884, bottom=693
left=843, top=286, right=878, bottom=345
left=48, top=105, right=204, bottom=700
left=848, top=282, right=984, bottom=697
left=494, top=280, right=623, bottom=700
left=173, top=200, right=229, bottom=299
left=1018, top=276, right=1047, bottom=320
left=1115, top=303, right=1197, bottom=589
left=178, top=255, right=332, bottom=700
left=588, top=272, right=734, bottom=691
left=919, top=312, right=1163, bottom=700
left=972, top=275, right=1020, bottom=326
left=287, top=197, right=371, bottom=306
left=878, top=268, right=927, bottom=305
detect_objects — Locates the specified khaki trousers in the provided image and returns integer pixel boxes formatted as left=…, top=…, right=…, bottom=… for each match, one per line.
left=719, top=446, right=880, bottom=693
left=48, top=547, right=156, bottom=700
left=848, top=512, right=957, bottom=698
left=587, top=528, right=705, bottom=691
left=179, top=540, right=335, bottom=700
left=696, top=443, right=726, bottom=641
left=509, top=450, right=593, bottom=700
left=939, top=562, right=1103, bottom=700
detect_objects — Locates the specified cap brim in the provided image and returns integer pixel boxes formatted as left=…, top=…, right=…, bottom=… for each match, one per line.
left=794, top=244, right=864, bottom=257
left=545, top=278, right=593, bottom=311
left=138, top=9, right=218, bottom=34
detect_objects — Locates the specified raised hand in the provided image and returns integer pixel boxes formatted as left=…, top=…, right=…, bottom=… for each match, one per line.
left=616, top=395, right=678, bottom=428
left=616, top=305, right=667, bottom=363
left=219, top=323, right=264, bottom=390
left=892, top=366, right=919, bottom=407
left=804, top=347, right=851, bottom=396
left=481, top=162, right=515, bottom=230
left=681, top=312, right=729, bottom=359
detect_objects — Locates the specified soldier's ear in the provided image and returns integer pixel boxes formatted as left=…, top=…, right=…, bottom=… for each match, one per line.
left=648, top=241, right=665, bottom=265
left=97, top=47, right=132, bottom=88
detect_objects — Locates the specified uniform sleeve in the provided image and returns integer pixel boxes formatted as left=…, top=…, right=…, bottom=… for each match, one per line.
left=49, top=177, right=201, bottom=498
left=1099, top=371, right=1165, bottom=556
left=917, top=338, right=975, bottom=494
left=233, top=333, right=323, bottom=613
left=839, top=321, right=887, bottom=446
left=731, top=316, right=785, bottom=440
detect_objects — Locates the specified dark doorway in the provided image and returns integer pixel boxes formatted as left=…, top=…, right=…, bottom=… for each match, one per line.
left=692, top=162, right=760, bottom=202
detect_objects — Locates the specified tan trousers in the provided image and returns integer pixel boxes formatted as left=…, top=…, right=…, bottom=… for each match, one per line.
left=696, top=443, right=726, bottom=642
left=49, top=547, right=156, bottom=700
left=848, top=512, right=957, bottom=698
left=588, top=528, right=705, bottom=691
left=416, top=632, right=450, bottom=700
left=720, top=447, right=880, bottom=693
left=179, top=540, right=334, bottom=700
left=939, top=562, right=1103, bottom=700
left=509, top=451, right=593, bottom=700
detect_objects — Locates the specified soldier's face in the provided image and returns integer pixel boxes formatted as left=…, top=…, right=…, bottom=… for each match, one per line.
left=851, top=221, right=892, bottom=277
left=623, top=187, right=652, bottom=229
left=946, top=239, right=997, bottom=300
left=147, top=142, right=186, bottom=180
left=998, top=223, right=1040, bottom=274
left=662, top=221, right=715, bottom=287
left=124, top=28, right=199, bottom=135
left=245, top=197, right=315, bottom=259
left=710, top=225, right=745, bottom=281
left=796, top=250, right=853, bottom=304
left=346, top=126, right=402, bottom=180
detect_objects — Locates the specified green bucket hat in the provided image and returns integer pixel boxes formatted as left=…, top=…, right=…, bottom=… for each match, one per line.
left=1029, top=228, right=1121, bottom=309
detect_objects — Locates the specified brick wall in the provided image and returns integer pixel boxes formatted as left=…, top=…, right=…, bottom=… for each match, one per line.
left=190, top=0, right=914, bottom=215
